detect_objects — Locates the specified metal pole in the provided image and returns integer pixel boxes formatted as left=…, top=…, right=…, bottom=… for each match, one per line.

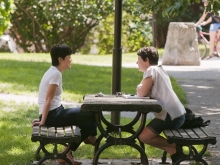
left=111, top=0, right=122, bottom=125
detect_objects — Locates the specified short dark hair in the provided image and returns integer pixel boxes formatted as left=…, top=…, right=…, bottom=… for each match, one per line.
left=50, top=44, right=72, bottom=66
left=137, top=46, right=158, bottom=65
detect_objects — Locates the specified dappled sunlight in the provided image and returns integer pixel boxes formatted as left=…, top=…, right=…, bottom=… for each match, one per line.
left=8, top=147, right=25, bottom=155
left=182, top=84, right=214, bottom=89
left=181, top=84, right=213, bottom=89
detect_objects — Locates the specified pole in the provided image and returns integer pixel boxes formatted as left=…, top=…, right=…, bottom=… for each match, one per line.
left=111, top=0, right=122, bottom=125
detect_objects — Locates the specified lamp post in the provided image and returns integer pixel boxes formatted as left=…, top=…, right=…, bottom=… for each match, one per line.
left=111, top=0, right=122, bottom=125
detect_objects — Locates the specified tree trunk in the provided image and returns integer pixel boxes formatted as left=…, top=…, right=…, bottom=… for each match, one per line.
left=162, top=22, right=200, bottom=66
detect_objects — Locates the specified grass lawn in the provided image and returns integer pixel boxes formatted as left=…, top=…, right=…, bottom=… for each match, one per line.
left=0, top=51, right=191, bottom=165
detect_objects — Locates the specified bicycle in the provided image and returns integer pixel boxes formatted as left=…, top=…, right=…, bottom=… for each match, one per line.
left=197, top=25, right=220, bottom=59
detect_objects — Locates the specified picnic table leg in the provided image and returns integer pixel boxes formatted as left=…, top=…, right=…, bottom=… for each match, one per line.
left=92, top=142, right=149, bottom=165
left=93, top=112, right=149, bottom=165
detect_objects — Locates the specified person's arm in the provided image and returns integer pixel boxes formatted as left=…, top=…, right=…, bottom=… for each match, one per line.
left=136, top=77, right=153, bottom=97
left=39, top=84, right=58, bottom=126
left=195, top=7, right=209, bottom=27
left=200, top=16, right=212, bottom=26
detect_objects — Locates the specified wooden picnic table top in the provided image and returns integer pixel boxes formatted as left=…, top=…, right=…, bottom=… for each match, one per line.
left=81, top=94, right=162, bottom=113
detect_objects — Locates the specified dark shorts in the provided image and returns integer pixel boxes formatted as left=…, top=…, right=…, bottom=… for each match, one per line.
left=147, top=113, right=185, bottom=135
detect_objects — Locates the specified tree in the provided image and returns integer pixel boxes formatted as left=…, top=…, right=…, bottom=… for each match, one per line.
left=139, top=0, right=220, bottom=17
left=0, top=0, right=15, bottom=36
left=10, top=0, right=113, bottom=53
left=154, top=3, right=204, bottom=48
left=137, top=0, right=220, bottom=48
left=80, top=0, right=152, bottom=54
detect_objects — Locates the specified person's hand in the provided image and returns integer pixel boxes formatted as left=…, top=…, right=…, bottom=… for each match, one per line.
left=201, top=21, right=206, bottom=26
left=194, top=23, right=198, bottom=27
left=136, top=84, right=143, bottom=96
left=31, top=119, right=44, bottom=127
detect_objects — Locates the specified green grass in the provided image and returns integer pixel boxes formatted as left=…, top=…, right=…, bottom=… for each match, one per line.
left=0, top=48, right=164, bottom=64
left=0, top=101, right=38, bottom=165
left=0, top=50, right=184, bottom=104
left=0, top=52, right=190, bottom=164
left=0, top=100, right=164, bottom=164
left=0, top=101, right=209, bottom=165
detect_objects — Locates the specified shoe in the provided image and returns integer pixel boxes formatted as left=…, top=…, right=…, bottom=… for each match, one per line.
left=213, top=53, right=219, bottom=57
left=171, top=152, right=180, bottom=164
left=205, top=54, right=215, bottom=60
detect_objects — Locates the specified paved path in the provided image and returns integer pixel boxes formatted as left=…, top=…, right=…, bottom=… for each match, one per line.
left=162, top=58, right=220, bottom=165
left=1, top=57, right=220, bottom=165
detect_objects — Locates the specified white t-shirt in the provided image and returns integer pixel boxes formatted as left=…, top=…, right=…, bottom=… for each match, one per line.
left=38, top=66, right=62, bottom=114
left=143, top=65, right=185, bottom=120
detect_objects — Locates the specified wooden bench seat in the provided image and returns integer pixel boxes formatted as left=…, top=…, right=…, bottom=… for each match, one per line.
left=161, top=127, right=217, bottom=165
left=31, top=125, right=81, bottom=165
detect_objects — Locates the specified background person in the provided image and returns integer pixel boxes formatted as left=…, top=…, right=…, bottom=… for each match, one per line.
left=136, top=46, right=186, bottom=163
left=35, top=44, right=97, bottom=165
left=195, top=0, right=220, bottom=59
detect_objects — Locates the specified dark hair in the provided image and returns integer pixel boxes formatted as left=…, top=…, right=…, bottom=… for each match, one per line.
left=137, top=46, right=158, bottom=65
left=50, top=44, right=72, bottom=66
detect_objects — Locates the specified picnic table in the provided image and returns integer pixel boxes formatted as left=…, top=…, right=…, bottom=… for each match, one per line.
left=81, top=94, right=162, bottom=165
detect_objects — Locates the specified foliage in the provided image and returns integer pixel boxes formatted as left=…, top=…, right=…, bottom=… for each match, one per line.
left=80, top=0, right=152, bottom=54
left=10, top=0, right=113, bottom=53
left=0, top=0, right=15, bottom=36
left=123, top=0, right=152, bottom=52
left=138, top=0, right=220, bottom=17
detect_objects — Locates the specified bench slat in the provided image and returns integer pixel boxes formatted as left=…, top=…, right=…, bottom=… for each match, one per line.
left=32, top=126, right=40, bottom=136
left=73, top=126, right=81, bottom=136
left=40, top=126, right=48, bottom=137
left=193, top=127, right=207, bottom=138
left=65, top=126, right=73, bottom=137
left=163, top=130, right=174, bottom=138
left=48, top=127, right=56, bottom=137
left=178, top=129, right=190, bottom=138
left=184, top=129, right=199, bottom=138
left=56, top=127, right=65, bottom=137
left=171, top=130, right=182, bottom=138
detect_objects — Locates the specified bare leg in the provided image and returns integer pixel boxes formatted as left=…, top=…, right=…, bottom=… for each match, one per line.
left=209, top=31, right=217, bottom=56
left=139, top=127, right=176, bottom=155
left=84, top=136, right=96, bottom=146
left=58, top=149, right=82, bottom=165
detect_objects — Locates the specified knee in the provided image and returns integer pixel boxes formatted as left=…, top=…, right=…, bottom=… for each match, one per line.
left=84, top=121, right=97, bottom=131
left=139, top=132, right=150, bottom=144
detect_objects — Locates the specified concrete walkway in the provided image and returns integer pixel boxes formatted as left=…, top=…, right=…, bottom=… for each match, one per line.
left=163, top=58, right=220, bottom=165
left=1, top=57, right=220, bottom=165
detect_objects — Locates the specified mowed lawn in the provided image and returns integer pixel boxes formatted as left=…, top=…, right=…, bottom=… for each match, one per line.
left=0, top=52, right=189, bottom=165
